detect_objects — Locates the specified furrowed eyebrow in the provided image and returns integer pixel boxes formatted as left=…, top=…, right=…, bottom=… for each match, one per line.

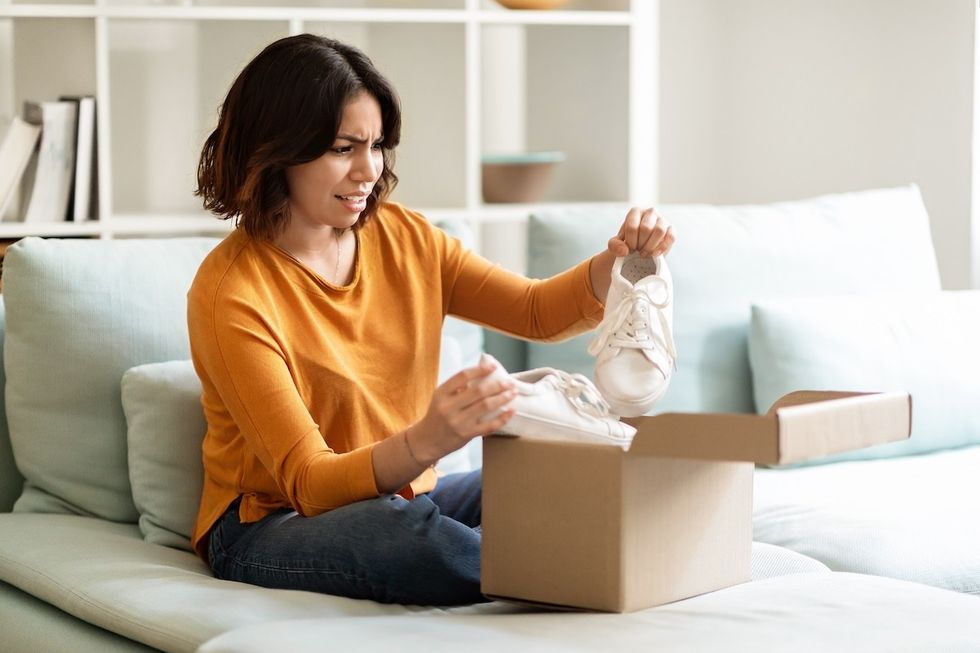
left=335, top=133, right=384, bottom=144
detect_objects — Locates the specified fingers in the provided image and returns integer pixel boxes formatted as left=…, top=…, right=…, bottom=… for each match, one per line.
left=462, top=386, right=517, bottom=430
left=436, top=380, right=516, bottom=441
left=651, top=225, right=676, bottom=257
left=474, top=404, right=517, bottom=438
left=444, top=374, right=515, bottom=415
left=413, top=357, right=520, bottom=461
left=607, top=236, right=630, bottom=257
left=440, top=356, right=498, bottom=395
left=617, top=207, right=644, bottom=252
left=435, top=358, right=517, bottom=431
left=616, top=206, right=676, bottom=258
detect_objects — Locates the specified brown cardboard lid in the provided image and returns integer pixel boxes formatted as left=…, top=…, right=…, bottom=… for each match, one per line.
left=622, top=391, right=912, bottom=465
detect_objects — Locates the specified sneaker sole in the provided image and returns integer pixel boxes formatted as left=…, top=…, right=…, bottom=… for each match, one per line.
left=496, top=411, right=634, bottom=446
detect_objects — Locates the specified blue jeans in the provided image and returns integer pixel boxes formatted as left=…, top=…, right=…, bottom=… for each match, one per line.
left=207, top=469, right=486, bottom=606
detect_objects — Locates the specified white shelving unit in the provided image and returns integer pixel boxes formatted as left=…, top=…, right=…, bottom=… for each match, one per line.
left=0, top=0, right=657, bottom=242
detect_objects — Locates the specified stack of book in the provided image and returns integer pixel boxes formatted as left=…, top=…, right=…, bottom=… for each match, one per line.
left=0, top=95, right=98, bottom=224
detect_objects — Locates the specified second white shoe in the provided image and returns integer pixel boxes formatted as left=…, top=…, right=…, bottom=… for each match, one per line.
left=588, top=253, right=676, bottom=417
left=479, top=354, right=636, bottom=448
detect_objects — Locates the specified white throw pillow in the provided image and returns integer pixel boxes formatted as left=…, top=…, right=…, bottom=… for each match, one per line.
left=749, top=291, right=980, bottom=464
left=121, top=360, right=206, bottom=550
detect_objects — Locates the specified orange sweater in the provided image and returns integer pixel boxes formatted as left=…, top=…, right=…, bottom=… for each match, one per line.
left=188, top=202, right=604, bottom=560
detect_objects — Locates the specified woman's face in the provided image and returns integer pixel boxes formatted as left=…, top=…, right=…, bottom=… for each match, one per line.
left=285, top=91, right=384, bottom=231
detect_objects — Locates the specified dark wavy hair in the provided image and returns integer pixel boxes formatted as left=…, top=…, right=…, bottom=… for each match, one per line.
left=196, top=34, right=401, bottom=240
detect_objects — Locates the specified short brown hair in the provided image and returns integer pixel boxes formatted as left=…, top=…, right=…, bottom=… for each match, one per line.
left=196, top=34, right=401, bottom=240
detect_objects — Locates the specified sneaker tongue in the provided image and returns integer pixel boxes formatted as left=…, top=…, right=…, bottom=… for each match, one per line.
left=635, top=274, right=670, bottom=305
left=551, top=371, right=611, bottom=418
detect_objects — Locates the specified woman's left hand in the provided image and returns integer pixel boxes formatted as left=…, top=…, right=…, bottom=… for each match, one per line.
left=607, top=207, right=675, bottom=258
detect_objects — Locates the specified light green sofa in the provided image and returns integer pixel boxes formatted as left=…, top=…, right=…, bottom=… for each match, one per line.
left=1, top=188, right=979, bottom=653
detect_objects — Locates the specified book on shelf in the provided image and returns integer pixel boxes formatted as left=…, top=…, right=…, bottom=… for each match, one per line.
left=0, top=116, right=42, bottom=222
left=19, top=100, right=78, bottom=223
left=59, top=95, right=98, bottom=222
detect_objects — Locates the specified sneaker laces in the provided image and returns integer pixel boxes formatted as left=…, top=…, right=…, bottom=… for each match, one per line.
left=547, top=369, right=614, bottom=419
left=587, top=278, right=677, bottom=365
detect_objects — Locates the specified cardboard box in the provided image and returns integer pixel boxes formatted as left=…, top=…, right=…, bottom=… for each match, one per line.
left=481, top=390, right=912, bottom=612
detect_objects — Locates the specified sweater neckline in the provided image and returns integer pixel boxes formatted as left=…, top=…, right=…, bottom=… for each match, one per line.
left=260, top=228, right=363, bottom=294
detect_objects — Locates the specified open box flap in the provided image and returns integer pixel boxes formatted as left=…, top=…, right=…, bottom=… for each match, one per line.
left=622, top=391, right=912, bottom=465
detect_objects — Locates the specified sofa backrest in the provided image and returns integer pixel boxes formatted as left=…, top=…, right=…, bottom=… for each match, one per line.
left=0, top=188, right=946, bottom=523
left=3, top=237, right=220, bottom=522
left=517, top=185, right=942, bottom=415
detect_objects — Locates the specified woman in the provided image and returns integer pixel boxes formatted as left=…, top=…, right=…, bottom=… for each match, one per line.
left=189, top=33, right=675, bottom=606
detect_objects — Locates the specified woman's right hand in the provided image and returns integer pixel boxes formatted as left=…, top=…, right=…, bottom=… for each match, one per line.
left=405, top=357, right=517, bottom=466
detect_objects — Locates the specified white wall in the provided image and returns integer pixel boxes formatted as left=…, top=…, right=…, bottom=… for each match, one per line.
left=660, top=0, right=976, bottom=290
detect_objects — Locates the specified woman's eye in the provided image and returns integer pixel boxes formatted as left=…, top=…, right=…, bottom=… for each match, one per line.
left=333, top=146, right=353, bottom=154
left=372, top=142, right=384, bottom=150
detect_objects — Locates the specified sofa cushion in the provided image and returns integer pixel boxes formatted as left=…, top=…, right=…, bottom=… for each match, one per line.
left=0, top=580, right=156, bottom=653
left=749, top=291, right=980, bottom=463
left=525, top=185, right=941, bottom=414
left=198, top=573, right=980, bottom=653
left=121, top=360, right=206, bottom=551
left=0, top=513, right=419, bottom=653
left=753, top=444, right=980, bottom=595
left=2, top=237, right=219, bottom=522
left=0, top=513, right=834, bottom=653
left=749, top=541, right=828, bottom=579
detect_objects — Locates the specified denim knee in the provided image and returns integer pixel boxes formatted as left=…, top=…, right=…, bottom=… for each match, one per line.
left=361, top=496, right=484, bottom=605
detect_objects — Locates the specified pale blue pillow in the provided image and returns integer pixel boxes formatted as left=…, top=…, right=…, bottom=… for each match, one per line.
left=749, top=291, right=980, bottom=463
left=433, top=217, right=485, bottom=374
left=524, top=186, right=942, bottom=415
left=433, top=217, right=486, bottom=473
left=122, top=360, right=205, bottom=550
left=524, top=204, right=625, bottom=376
left=3, top=237, right=219, bottom=521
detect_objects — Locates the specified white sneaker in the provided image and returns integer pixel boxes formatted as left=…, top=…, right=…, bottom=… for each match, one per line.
left=479, top=354, right=636, bottom=448
left=587, top=253, right=676, bottom=417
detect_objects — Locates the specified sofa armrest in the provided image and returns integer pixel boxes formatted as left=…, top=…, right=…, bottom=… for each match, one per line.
left=0, top=299, right=25, bottom=512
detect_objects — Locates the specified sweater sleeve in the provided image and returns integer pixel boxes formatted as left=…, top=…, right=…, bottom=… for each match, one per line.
left=191, top=289, right=380, bottom=517
left=440, top=233, right=606, bottom=342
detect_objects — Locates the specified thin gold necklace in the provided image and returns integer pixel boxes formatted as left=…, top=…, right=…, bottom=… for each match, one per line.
left=334, top=227, right=346, bottom=283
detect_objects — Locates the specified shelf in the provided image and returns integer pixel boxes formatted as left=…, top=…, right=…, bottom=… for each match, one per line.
left=476, top=9, right=630, bottom=26
left=107, top=214, right=235, bottom=234
left=423, top=201, right=628, bottom=223
left=0, top=221, right=104, bottom=238
left=1, top=1, right=653, bottom=246
left=0, top=5, right=633, bottom=25
left=14, top=202, right=627, bottom=233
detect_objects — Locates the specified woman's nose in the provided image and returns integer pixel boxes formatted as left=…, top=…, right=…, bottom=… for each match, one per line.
left=352, top=148, right=381, bottom=182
